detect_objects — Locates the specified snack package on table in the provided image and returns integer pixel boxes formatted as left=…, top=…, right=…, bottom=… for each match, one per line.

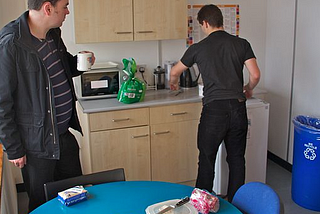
left=58, top=185, right=88, bottom=206
left=190, top=188, right=220, bottom=214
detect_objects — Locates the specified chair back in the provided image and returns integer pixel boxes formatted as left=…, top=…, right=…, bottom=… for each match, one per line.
left=44, top=168, right=125, bottom=201
left=232, top=182, right=280, bottom=214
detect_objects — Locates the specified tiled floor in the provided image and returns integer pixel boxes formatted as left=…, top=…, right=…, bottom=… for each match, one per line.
left=18, top=159, right=320, bottom=214
left=266, top=159, right=319, bottom=214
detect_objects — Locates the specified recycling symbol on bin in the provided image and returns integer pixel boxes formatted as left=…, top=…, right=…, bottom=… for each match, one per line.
left=304, top=148, right=317, bottom=161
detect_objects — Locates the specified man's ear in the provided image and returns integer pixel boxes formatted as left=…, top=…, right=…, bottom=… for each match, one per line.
left=203, top=21, right=209, bottom=28
left=43, top=2, right=52, bottom=16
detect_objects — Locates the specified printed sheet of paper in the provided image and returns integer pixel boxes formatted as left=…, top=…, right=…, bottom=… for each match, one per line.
left=187, top=4, right=239, bottom=47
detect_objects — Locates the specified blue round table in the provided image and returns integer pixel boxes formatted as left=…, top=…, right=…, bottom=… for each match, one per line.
left=31, top=181, right=241, bottom=214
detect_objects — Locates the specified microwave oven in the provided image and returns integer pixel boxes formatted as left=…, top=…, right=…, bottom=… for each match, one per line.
left=73, top=62, right=126, bottom=100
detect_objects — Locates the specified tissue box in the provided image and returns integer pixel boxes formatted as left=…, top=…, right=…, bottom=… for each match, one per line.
left=190, top=188, right=219, bottom=214
left=58, top=186, right=88, bottom=206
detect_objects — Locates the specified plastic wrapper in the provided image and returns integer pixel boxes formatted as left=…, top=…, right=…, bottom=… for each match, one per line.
left=293, top=115, right=320, bottom=131
left=117, top=58, right=146, bottom=104
left=58, top=186, right=88, bottom=206
left=190, top=188, right=220, bottom=214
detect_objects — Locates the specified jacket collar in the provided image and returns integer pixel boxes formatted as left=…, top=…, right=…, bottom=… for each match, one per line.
left=18, top=11, right=34, bottom=47
left=0, top=11, right=61, bottom=51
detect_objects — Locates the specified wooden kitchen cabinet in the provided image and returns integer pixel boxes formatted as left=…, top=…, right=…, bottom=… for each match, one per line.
left=133, top=0, right=187, bottom=41
left=90, top=126, right=151, bottom=181
left=151, top=120, right=199, bottom=183
left=89, top=107, right=149, bottom=132
left=73, top=0, right=133, bottom=43
left=150, top=102, right=202, bottom=125
left=150, top=102, right=202, bottom=183
left=73, top=0, right=187, bottom=43
left=76, top=104, right=151, bottom=180
left=76, top=101, right=201, bottom=183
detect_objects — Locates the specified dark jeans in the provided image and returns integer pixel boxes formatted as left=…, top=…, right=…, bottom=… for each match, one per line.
left=195, top=99, right=248, bottom=202
left=21, top=130, right=82, bottom=212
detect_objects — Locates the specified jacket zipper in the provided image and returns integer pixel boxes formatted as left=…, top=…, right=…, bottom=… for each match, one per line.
left=49, top=76, right=57, bottom=145
left=43, top=61, right=57, bottom=148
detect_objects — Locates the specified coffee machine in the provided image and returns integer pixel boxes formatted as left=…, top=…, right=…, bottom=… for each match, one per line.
left=154, top=66, right=165, bottom=90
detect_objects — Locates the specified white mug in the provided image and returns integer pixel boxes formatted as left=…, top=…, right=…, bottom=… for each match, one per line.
left=77, top=52, right=92, bottom=71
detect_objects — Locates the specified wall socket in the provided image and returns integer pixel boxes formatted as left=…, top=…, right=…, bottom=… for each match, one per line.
left=137, top=64, right=147, bottom=73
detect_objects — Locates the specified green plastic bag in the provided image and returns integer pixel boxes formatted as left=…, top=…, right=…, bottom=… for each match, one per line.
left=117, top=58, right=146, bottom=104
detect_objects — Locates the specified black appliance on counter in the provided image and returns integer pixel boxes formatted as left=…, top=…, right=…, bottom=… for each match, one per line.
left=154, top=66, right=166, bottom=90
left=73, top=62, right=126, bottom=100
left=180, top=65, right=200, bottom=88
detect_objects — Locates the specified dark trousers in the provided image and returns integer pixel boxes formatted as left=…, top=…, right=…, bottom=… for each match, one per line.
left=21, top=130, right=82, bottom=212
left=195, top=99, right=248, bottom=202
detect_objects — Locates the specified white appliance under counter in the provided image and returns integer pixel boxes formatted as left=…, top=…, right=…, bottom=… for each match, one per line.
left=213, top=98, right=270, bottom=195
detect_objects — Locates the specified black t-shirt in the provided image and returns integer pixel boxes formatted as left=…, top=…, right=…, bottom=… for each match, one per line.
left=181, top=30, right=256, bottom=105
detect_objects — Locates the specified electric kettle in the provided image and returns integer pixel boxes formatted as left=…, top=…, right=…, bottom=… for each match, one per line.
left=180, top=65, right=200, bottom=88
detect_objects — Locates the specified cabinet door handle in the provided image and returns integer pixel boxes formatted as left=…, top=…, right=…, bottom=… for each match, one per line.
left=136, top=31, right=154, bottom=34
left=170, top=112, right=187, bottom=116
left=153, top=130, right=170, bottom=135
left=131, top=134, right=149, bottom=139
left=116, top=32, right=133, bottom=34
left=112, top=118, right=130, bottom=122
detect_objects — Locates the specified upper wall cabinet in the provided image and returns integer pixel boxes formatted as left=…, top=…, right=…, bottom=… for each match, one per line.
left=133, top=0, right=187, bottom=41
left=73, top=0, right=187, bottom=43
left=74, top=0, right=133, bottom=43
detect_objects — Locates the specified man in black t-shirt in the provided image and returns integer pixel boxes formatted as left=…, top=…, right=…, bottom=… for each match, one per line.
left=170, top=4, right=260, bottom=202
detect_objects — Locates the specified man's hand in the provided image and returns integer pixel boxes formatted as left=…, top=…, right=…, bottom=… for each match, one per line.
left=169, top=61, right=188, bottom=91
left=243, top=86, right=253, bottom=99
left=169, top=80, right=180, bottom=91
left=9, top=155, right=27, bottom=169
left=79, top=51, right=96, bottom=65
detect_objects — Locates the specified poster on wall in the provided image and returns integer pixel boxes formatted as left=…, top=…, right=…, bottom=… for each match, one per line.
left=187, top=4, right=240, bottom=47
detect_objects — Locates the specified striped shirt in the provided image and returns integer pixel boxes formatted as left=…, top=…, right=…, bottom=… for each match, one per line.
left=32, top=35, right=73, bottom=134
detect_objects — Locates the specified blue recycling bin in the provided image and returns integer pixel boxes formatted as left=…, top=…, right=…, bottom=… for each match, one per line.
left=292, top=115, right=320, bottom=211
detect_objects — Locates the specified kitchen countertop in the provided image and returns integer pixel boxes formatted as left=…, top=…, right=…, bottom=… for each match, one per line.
left=78, top=87, right=202, bottom=113
left=77, top=87, right=267, bottom=114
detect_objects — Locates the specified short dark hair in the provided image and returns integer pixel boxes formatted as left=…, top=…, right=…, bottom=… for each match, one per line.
left=28, top=0, right=60, bottom=10
left=197, top=4, right=223, bottom=28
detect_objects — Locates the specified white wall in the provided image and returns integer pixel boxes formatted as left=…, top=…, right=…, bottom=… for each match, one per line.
left=264, top=0, right=296, bottom=161
left=62, top=0, right=268, bottom=88
left=288, top=0, right=320, bottom=162
left=265, top=0, right=320, bottom=164
left=0, top=0, right=27, bottom=28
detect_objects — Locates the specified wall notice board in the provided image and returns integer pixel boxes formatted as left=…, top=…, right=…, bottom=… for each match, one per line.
left=187, top=4, right=240, bottom=46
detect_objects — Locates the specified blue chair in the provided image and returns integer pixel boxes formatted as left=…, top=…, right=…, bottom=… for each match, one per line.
left=231, top=182, right=280, bottom=214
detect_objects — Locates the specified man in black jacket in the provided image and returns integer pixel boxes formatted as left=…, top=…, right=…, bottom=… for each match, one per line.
left=0, top=0, right=95, bottom=211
